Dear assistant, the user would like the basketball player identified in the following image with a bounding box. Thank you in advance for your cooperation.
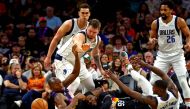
[49,19,105,96]
[44,3,90,68]
[149,0,190,107]
[107,58,180,109]
[42,44,86,109]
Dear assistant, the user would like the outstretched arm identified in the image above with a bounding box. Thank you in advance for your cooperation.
[107,71,157,108]
[139,59,178,98]
[92,38,106,76]
[62,44,80,88]
[44,20,72,67]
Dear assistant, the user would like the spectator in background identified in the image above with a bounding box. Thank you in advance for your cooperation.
[112,37,127,53]
[25,28,44,57]
[17,35,30,57]
[35,17,54,41]
[100,54,110,70]
[136,2,150,27]
[101,19,116,44]
[145,0,160,13]
[22,62,45,109]
[36,6,62,32]
[22,57,45,79]
[4,23,15,42]
[8,43,25,66]
[104,44,114,62]
[0,59,27,109]
[14,19,27,40]
[123,17,136,41]
[116,25,130,42]
[110,57,124,77]
[0,33,10,55]
[146,41,157,58]
[126,41,138,58]
[0,55,9,79]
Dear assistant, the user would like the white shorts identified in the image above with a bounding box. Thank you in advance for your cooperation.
[53,58,91,82]
[150,50,187,83]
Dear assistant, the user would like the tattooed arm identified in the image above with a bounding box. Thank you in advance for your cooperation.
[91,37,106,76]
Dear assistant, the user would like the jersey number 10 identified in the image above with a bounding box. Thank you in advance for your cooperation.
[167,35,175,43]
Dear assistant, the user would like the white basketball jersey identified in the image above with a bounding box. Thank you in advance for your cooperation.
[157,15,183,53]
[56,30,100,65]
[57,18,88,49]
[156,91,179,109]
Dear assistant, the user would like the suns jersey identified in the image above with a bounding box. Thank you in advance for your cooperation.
[156,91,179,109]
[157,15,183,53]
[56,30,100,65]
[57,18,88,49]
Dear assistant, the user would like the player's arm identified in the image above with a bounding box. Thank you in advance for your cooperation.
[46,20,72,60]
[54,93,68,109]
[149,20,158,45]
[107,71,157,108]
[178,17,190,44]
[62,45,80,88]
[91,38,105,75]
[65,93,86,109]
[150,20,158,39]
[139,60,179,98]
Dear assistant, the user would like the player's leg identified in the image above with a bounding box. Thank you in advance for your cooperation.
[79,62,95,93]
[126,64,153,95]
[150,56,170,84]
[172,56,190,107]
[53,59,80,97]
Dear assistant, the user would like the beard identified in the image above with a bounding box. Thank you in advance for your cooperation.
[161,14,167,20]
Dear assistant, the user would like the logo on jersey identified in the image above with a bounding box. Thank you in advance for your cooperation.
[160,29,176,43]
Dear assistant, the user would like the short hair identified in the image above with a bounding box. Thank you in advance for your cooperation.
[88,19,101,29]
[78,3,90,11]
[48,77,60,85]
[154,80,168,90]
[160,0,174,10]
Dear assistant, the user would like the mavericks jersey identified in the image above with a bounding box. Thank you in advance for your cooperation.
[157,15,183,53]
[56,30,100,65]
[57,18,88,49]
[156,91,179,109]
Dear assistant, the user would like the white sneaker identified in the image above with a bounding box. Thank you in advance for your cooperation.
[14,100,22,107]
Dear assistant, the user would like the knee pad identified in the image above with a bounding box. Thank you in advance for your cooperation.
[178,75,190,98]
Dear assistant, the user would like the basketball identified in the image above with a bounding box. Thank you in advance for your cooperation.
[31,98,48,109]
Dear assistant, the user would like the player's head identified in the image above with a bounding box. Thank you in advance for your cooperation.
[160,0,174,20]
[85,91,97,106]
[48,77,63,92]
[78,3,91,21]
[86,19,101,39]
[153,80,168,95]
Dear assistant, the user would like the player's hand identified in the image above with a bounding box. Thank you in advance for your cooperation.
[72,44,78,56]
[184,43,190,52]
[44,57,51,68]
[149,38,157,45]
[100,69,109,79]
[105,70,118,81]
[75,93,86,100]
[81,43,90,52]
